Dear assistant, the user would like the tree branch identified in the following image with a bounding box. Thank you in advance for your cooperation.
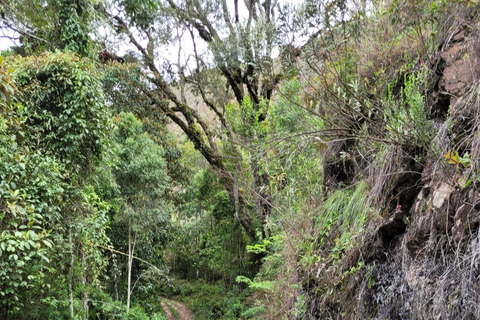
[95,244,161,271]
[184,77,228,129]
[221,0,235,35]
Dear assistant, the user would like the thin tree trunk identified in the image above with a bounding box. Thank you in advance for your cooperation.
[114,262,119,301]
[81,251,88,319]
[69,226,74,319]
[127,218,132,312]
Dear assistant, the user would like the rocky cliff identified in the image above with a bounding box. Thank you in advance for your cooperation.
[307,8,480,320]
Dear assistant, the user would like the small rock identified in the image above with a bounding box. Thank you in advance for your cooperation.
[432,182,455,209]
[453,30,465,42]
[441,42,462,62]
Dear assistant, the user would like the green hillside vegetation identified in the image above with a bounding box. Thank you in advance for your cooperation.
[1,0,480,319]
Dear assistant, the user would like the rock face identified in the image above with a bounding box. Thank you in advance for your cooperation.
[368,22,480,319]
[308,14,480,320]
[439,27,480,106]
[372,22,480,319]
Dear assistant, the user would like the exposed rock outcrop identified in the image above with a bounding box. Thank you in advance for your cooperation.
[309,10,480,320]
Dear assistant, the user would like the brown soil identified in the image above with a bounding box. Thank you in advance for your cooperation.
[161,298,194,320]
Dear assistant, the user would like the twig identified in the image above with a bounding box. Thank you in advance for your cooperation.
[95,243,161,270]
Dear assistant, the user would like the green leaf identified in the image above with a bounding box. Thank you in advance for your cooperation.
[463,180,473,188]
[42,240,52,249]
[38,253,50,263]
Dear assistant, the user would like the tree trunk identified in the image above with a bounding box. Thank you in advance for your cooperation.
[96,5,258,240]
[69,226,74,319]
[114,263,119,301]
[127,218,132,313]
[81,251,88,319]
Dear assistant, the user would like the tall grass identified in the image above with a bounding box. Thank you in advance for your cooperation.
[318,181,372,234]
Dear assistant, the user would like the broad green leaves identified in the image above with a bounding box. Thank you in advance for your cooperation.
[0,56,16,103]
[1,0,98,56]
[0,55,65,313]
[0,52,122,317]
[11,52,112,174]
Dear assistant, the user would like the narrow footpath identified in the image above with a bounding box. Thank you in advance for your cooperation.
[161,298,194,320]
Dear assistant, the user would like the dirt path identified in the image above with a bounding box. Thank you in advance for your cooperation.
[161,298,194,320]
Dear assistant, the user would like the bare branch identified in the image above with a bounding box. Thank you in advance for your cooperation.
[221,0,235,35]
[184,77,228,129]
[95,244,161,271]
[176,24,187,104]
[165,0,216,42]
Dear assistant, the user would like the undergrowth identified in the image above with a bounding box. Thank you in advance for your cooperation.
[164,280,248,320]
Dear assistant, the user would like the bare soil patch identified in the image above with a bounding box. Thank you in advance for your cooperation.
[161,298,194,320]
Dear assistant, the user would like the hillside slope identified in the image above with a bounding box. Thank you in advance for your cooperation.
[304,9,480,320]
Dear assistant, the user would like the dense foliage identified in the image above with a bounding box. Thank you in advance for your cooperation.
[0,52,112,318]
[2,0,480,319]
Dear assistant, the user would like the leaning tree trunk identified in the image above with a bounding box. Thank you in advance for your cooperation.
[97,5,257,240]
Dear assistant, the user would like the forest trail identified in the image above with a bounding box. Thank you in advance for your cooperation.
[161,298,194,320]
